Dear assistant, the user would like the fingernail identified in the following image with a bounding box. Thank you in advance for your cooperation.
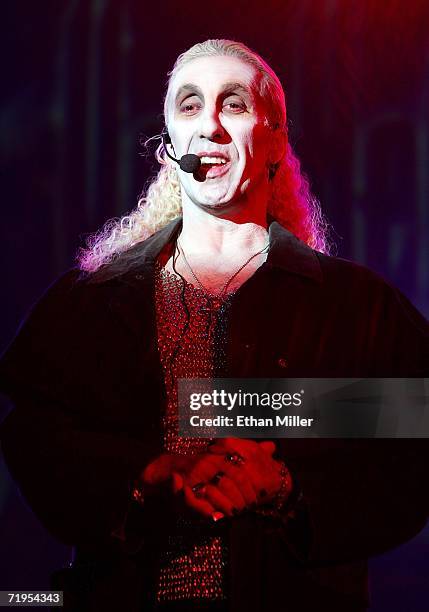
[212,512,224,522]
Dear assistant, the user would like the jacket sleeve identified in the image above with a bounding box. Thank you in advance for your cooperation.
[276,437,428,565]
[0,270,157,549]
[274,279,429,565]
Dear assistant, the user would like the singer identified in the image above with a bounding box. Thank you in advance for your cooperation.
[0,39,428,612]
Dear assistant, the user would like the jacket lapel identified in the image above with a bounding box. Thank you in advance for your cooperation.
[106,217,183,338]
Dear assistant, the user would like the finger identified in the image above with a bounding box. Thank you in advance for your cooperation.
[220,468,258,506]
[246,459,286,504]
[183,484,217,519]
[142,455,174,485]
[226,458,272,502]
[142,454,195,485]
[259,441,276,456]
[171,472,184,493]
[173,455,197,473]
[186,454,226,488]
[208,445,270,501]
[207,442,230,455]
[204,484,241,517]
[206,440,279,502]
[215,476,249,511]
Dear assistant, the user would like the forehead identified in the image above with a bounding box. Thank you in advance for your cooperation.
[169,55,260,103]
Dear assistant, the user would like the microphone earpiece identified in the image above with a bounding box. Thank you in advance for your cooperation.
[161,130,201,174]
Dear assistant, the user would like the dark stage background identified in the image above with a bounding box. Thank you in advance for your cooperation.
[1,1,428,609]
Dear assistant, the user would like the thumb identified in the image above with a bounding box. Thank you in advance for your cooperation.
[259,441,276,456]
[171,472,184,493]
[143,455,174,485]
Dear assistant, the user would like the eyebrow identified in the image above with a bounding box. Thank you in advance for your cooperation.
[174,81,254,104]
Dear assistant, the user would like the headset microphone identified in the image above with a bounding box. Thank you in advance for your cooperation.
[162,131,201,174]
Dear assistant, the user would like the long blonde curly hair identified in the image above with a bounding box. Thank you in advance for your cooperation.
[78,39,331,273]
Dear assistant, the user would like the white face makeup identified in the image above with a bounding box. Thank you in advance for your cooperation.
[166,55,275,211]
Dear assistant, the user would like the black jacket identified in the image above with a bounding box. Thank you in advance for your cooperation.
[0,217,428,611]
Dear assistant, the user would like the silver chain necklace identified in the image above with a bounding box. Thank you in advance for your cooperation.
[175,236,270,309]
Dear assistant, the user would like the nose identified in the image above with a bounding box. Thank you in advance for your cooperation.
[198,104,225,141]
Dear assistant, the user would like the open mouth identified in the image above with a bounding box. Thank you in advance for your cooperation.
[198,156,232,179]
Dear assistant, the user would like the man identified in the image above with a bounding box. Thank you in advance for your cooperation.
[0,39,428,612]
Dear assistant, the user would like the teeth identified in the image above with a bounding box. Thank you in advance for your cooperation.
[200,156,227,165]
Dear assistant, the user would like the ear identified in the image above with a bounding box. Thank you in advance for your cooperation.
[268,127,287,165]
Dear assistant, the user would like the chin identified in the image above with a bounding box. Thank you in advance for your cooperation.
[197,183,241,206]
[192,189,230,206]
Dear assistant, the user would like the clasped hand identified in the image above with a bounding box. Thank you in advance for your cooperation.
[142,438,291,520]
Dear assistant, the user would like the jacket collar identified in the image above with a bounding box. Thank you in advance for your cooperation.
[104,216,322,336]
[265,220,323,283]
[121,215,323,284]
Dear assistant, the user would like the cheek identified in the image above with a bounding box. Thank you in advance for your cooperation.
[240,123,271,163]
[169,123,193,154]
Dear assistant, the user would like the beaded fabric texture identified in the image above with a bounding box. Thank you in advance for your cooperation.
[155,261,234,456]
[154,260,235,604]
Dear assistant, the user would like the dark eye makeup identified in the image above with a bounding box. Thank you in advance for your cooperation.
[178,95,247,115]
